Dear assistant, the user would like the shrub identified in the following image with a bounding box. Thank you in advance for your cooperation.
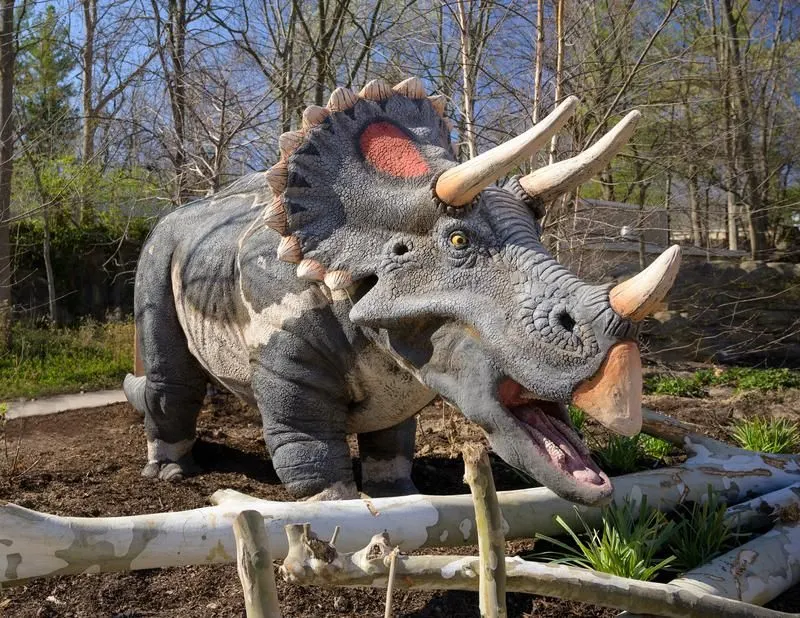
[535,497,676,581]
[0,319,134,399]
[731,417,800,454]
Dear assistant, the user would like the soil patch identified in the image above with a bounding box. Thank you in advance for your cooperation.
[0,391,798,617]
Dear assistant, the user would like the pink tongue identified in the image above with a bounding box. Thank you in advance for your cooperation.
[518,406,604,485]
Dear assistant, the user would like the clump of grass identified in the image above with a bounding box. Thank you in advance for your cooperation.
[639,434,673,460]
[568,405,586,432]
[667,487,735,572]
[0,319,134,399]
[535,497,676,581]
[731,417,800,454]
[593,435,641,475]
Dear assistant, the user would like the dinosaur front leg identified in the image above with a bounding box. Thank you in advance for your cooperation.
[358,417,418,497]
[251,345,357,501]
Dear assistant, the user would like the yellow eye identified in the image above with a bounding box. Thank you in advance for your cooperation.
[449,231,469,249]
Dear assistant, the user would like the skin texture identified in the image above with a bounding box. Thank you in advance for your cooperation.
[125,92,640,505]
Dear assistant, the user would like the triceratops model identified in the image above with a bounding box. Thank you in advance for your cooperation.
[124,77,680,506]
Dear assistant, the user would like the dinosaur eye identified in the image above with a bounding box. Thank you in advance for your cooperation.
[449,231,469,249]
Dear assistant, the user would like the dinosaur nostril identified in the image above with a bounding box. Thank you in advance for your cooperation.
[558,310,576,333]
[393,242,409,256]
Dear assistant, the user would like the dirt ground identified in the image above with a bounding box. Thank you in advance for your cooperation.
[1,388,799,618]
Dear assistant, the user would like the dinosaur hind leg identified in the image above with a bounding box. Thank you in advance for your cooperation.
[126,247,207,482]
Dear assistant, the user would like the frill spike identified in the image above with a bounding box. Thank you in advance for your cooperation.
[323,270,353,291]
[265,162,288,195]
[393,77,426,99]
[296,259,326,282]
[277,235,303,264]
[328,87,358,112]
[428,94,447,116]
[359,79,393,101]
[279,130,305,160]
[263,197,287,235]
[302,105,330,131]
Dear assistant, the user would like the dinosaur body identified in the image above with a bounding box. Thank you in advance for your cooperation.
[125,78,680,504]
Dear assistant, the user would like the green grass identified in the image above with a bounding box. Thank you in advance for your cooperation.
[0,320,134,399]
[644,375,707,398]
[667,487,736,572]
[593,435,642,475]
[730,417,800,454]
[568,405,586,432]
[638,434,673,460]
[535,498,676,581]
[644,367,800,398]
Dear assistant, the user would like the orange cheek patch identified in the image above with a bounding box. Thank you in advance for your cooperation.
[360,122,429,178]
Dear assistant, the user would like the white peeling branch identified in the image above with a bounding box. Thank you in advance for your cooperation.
[463,444,507,618]
[4,446,800,585]
[667,520,800,607]
[233,510,282,618]
[278,530,791,618]
[724,482,800,531]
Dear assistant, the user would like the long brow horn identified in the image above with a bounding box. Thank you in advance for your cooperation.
[434,96,580,207]
[519,110,641,202]
[610,244,681,321]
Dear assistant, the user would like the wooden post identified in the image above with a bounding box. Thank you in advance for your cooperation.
[463,444,507,618]
[133,326,144,377]
[232,510,282,618]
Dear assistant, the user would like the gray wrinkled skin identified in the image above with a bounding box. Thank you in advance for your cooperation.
[125,94,638,505]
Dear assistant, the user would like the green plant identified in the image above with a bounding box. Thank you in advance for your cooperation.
[643,374,707,398]
[535,498,676,581]
[731,417,800,454]
[639,435,673,460]
[0,319,134,399]
[568,405,586,432]
[593,435,641,475]
[667,488,735,572]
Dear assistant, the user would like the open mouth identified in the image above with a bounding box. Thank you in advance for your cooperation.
[497,378,610,490]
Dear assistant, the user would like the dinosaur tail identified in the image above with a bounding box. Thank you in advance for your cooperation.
[123,373,147,416]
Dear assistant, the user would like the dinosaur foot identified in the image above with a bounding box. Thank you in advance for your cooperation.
[361,478,419,498]
[141,455,201,482]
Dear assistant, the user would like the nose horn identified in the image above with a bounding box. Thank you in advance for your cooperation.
[609,245,681,322]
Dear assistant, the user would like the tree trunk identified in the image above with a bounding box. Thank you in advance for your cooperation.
[688,164,703,247]
[42,205,57,324]
[721,0,768,257]
[531,0,543,126]
[456,0,476,159]
[0,0,15,350]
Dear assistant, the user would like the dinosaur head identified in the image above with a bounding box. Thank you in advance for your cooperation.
[262,78,680,506]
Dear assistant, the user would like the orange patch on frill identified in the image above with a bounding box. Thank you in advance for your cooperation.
[360,122,429,178]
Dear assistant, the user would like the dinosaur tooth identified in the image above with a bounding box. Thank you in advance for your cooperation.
[277,235,303,264]
[265,162,288,195]
[428,94,447,116]
[279,130,305,160]
[327,87,358,112]
[263,197,287,235]
[302,105,330,130]
[323,270,353,291]
[393,77,426,99]
[359,79,393,101]
[296,259,326,282]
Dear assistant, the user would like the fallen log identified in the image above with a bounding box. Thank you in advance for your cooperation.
[279,527,794,618]
[2,410,800,588]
